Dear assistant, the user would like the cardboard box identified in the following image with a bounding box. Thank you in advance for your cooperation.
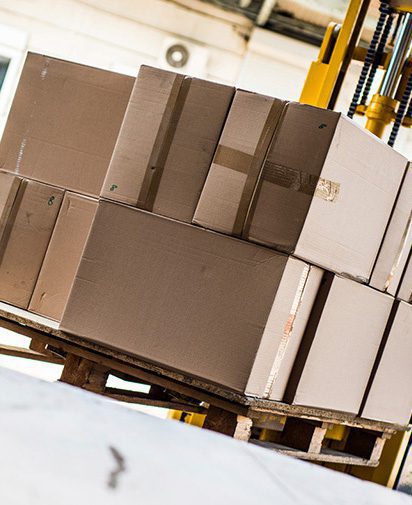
[192,90,287,234]
[397,254,411,303]
[284,275,393,414]
[61,200,324,396]
[0,52,134,197]
[101,65,235,223]
[0,171,22,237]
[0,179,64,308]
[370,164,412,295]
[194,102,407,281]
[360,301,412,425]
[29,192,97,321]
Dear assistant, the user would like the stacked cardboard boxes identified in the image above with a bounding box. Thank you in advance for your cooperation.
[1,58,411,426]
[0,52,134,320]
[61,65,411,423]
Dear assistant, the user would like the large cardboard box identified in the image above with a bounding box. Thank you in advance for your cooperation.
[61,200,324,396]
[370,164,412,295]
[0,178,64,308]
[194,102,407,282]
[360,301,412,425]
[283,276,393,414]
[29,192,98,321]
[101,65,235,223]
[192,89,287,234]
[397,254,411,303]
[0,52,134,197]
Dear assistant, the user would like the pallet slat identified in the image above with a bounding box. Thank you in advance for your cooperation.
[0,301,407,469]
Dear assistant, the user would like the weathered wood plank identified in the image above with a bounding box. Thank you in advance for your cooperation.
[204,406,239,436]
[0,302,407,435]
[0,343,64,364]
[251,441,381,467]
[104,388,207,413]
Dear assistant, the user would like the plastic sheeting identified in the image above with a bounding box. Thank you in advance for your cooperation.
[0,366,410,505]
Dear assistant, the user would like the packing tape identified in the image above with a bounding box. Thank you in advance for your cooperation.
[262,161,340,202]
[263,264,310,399]
[137,74,190,211]
[212,100,287,237]
[232,100,286,237]
[213,145,253,175]
[384,210,412,290]
[0,179,27,265]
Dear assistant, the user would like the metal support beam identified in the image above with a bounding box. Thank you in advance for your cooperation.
[256,0,277,26]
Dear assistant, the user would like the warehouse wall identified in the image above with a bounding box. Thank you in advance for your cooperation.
[0,0,409,157]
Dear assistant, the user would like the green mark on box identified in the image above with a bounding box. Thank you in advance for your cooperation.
[47,196,55,206]
[110,184,118,192]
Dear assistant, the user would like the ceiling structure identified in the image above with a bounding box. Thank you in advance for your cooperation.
[200,0,381,45]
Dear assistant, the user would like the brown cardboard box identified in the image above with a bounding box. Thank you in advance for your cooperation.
[29,192,97,321]
[397,254,411,303]
[361,301,412,425]
[192,89,287,234]
[194,102,407,282]
[370,164,411,295]
[61,200,323,396]
[0,171,22,237]
[0,52,134,197]
[284,275,393,414]
[101,65,235,223]
[0,179,64,308]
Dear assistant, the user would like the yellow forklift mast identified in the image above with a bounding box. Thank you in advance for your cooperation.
[300,0,412,144]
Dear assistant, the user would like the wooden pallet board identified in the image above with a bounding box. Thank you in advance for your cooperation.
[252,441,380,467]
[0,302,406,432]
[0,301,408,469]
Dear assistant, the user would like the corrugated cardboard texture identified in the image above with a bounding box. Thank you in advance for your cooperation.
[193,90,286,234]
[245,259,323,400]
[361,302,412,425]
[247,103,339,253]
[29,192,97,321]
[0,52,134,197]
[397,254,411,303]
[101,66,185,206]
[286,276,393,414]
[195,100,406,280]
[293,114,407,281]
[102,66,234,223]
[247,104,407,281]
[0,171,22,238]
[60,201,309,393]
[0,180,64,308]
[370,166,412,295]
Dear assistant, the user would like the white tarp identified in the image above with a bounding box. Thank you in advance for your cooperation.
[0,366,410,505]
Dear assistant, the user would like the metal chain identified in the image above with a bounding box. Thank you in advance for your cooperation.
[404,87,412,119]
[347,1,391,118]
[360,8,394,106]
[388,69,412,146]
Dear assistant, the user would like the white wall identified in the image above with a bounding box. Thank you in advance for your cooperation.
[0,0,250,133]
[0,0,410,156]
[237,28,318,99]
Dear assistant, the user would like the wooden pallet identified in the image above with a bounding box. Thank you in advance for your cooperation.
[0,301,407,468]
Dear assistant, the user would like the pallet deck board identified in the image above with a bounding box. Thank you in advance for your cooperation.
[251,440,379,467]
[0,301,406,433]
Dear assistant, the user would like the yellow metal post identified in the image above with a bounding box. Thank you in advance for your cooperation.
[350,431,411,487]
[300,0,368,108]
[168,410,206,427]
